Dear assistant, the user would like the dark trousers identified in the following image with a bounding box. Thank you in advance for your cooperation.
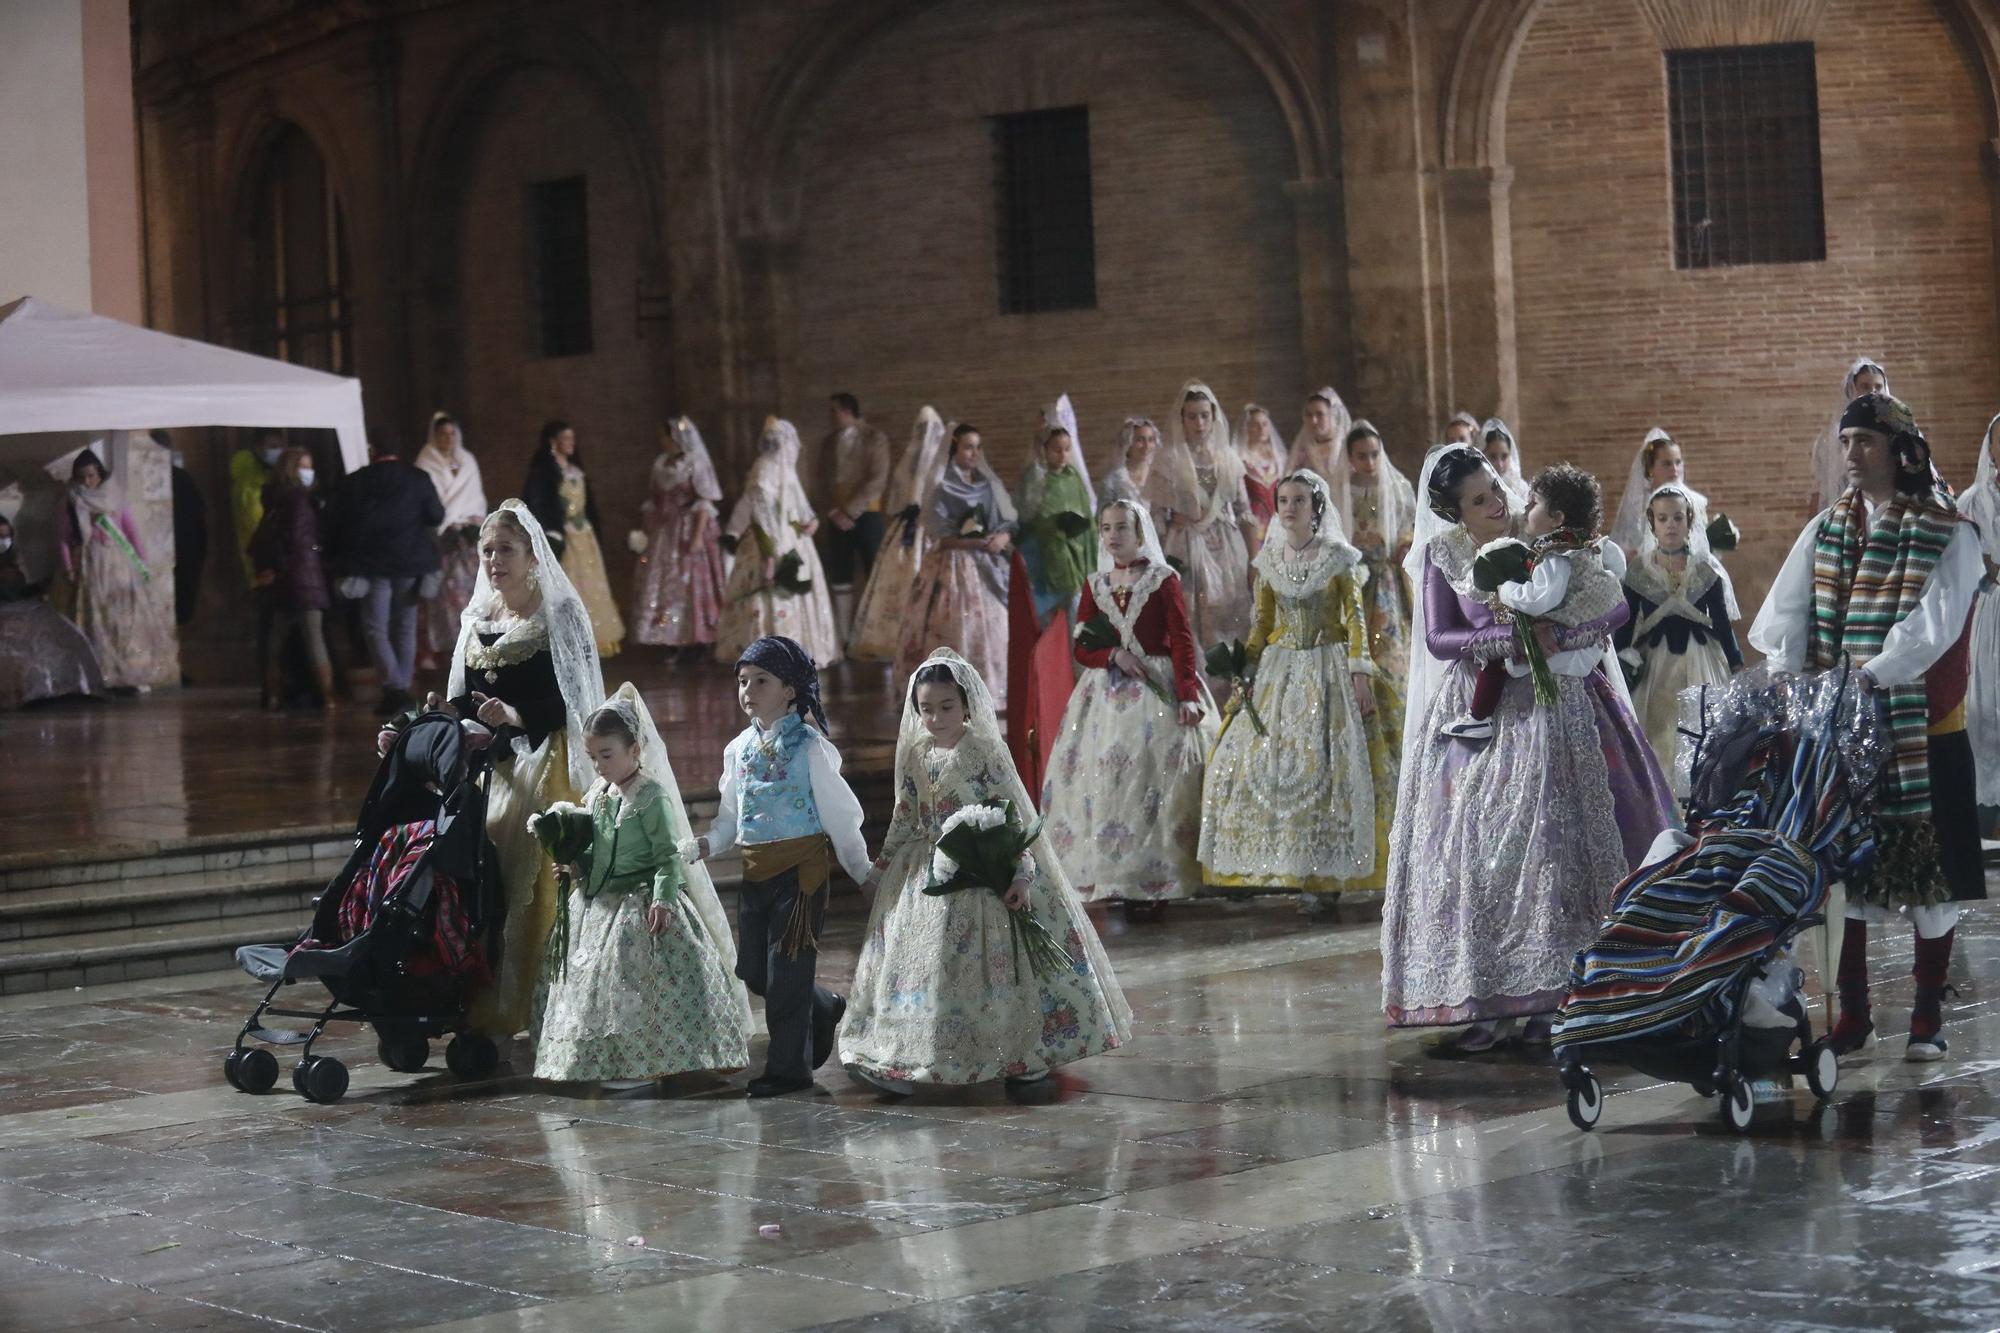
[735,867,839,1079]
[819,510,886,587]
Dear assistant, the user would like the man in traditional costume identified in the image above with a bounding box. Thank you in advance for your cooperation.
[811,393,893,637]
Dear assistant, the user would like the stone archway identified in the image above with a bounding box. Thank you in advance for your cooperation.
[404,25,674,433]
[731,0,1345,421]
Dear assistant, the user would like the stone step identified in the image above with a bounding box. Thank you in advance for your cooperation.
[0,826,353,894]
[0,907,309,995]
[0,857,352,943]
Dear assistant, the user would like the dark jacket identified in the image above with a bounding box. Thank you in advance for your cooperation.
[249,482,331,611]
[328,457,444,579]
[520,449,599,561]
[170,464,208,624]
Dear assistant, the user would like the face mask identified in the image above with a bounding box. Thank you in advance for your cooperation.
[259,448,282,466]
[0,538,11,555]
[297,468,316,488]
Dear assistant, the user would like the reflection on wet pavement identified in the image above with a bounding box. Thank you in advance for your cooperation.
[0,887,1994,1331]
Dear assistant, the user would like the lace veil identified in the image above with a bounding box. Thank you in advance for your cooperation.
[449,498,604,793]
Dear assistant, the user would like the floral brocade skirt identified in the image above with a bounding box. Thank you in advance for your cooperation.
[895,550,1009,710]
[849,516,926,661]
[1042,657,1216,902]
[836,842,1131,1085]
[561,522,626,658]
[534,888,750,1082]
[1379,665,1676,1027]
[713,536,842,667]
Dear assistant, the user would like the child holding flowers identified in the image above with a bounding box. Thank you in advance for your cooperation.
[1041,498,1215,915]
[533,683,751,1086]
[839,649,1131,1101]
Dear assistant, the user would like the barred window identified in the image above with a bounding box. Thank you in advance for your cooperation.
[527,176,593,357]
[1667,43,1825,269]
[992,107,1096,314]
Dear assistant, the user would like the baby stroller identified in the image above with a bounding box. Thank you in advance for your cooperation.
[1553,665,1885,1133]
[222,711,506,1104]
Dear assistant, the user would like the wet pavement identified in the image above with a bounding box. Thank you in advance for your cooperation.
[0,888,1995,1331]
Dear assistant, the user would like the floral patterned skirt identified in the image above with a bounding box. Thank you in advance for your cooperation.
[1380,666,1675,1027]
[1630,639,1733,798]
[895,551,1009,710]
[422,525,481,656]
[837,843,1132,1085]
[535,888,751,1081]
[850,516,926,661]
[629,508,725,648]
[1963,584,1999,808]
[713,536,842,667]
[561,522,626,659]
[1042,658,1216,902]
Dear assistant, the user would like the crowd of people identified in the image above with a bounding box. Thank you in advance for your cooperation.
[4,362,1997,1099]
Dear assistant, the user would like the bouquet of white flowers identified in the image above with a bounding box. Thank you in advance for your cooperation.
[924,799,1073,982]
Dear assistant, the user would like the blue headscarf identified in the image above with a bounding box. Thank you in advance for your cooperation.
[736,635,829,734]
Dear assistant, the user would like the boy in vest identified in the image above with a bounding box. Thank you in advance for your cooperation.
[685,636,871,1096]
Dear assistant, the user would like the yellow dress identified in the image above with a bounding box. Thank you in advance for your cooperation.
[468,731,576,1037]
[559,472,625,658]
[1199,539,1390,893]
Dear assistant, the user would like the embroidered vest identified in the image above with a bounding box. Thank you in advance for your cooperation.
[732,713,826,845]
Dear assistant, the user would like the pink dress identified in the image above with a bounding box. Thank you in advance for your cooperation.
[629,453,724,647]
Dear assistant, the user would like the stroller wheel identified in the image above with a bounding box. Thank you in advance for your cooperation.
[296,1055,350,1105]
[1803,1039,1839,1101]
[377,1034,430,1073]
[230,1047,278,1095]
[446,1033,500,1081]
[1565,1072,1603,1132]
[1721,1073,1755,1133]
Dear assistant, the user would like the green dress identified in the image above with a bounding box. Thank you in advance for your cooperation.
[534,776,750,1081]
[1020,463,1094,619]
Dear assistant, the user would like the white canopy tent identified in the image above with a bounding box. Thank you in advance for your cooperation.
[0,296,369,471]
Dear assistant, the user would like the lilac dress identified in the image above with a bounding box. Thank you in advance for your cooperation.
[1380,528,1675,1027]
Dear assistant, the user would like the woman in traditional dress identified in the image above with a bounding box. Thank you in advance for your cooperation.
[1962,414,2000,826]
[54,450,165,691]
[1325,420,1416,777]
[1017,398,1096,622]
[1479,418,1530,503]
[523,420,625,659]
[895,423,1016,708]
[1606,427,1741,624]
[379,501,604,1042]
[1381,447,1674,1053]
[851,407,948,661]
[1144,380,1255,650]
[628,416,725,655]
[1811,357,1890,512]
[1234,404,1286,531]
[1286,386,1353,482]
[414,411,488,671]
[1200,471,1382,905]
[1614,482,1741,790]
[714,417,842,667]
[1099,417,1160,507]
[1042,499,1215,914]
[842,648,1132,1098]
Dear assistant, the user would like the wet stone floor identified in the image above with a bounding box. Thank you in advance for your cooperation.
[1,889,1998,1331]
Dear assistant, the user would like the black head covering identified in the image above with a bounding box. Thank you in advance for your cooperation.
[1838,392,1945,497]
[70,449,108,485]
[736,635,829,734]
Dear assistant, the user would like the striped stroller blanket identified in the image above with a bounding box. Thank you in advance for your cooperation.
[1553,669,1880,1049]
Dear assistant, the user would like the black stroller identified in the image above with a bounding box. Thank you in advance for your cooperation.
[223,711,506,1104]
[1553,667,1884,1133]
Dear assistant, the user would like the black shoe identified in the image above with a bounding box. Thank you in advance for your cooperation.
[1004,1074,1057,1105]
[746,1074,816,1099]
[813,994,846,1070]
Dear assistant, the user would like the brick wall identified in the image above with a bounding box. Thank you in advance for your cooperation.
[455,64,659,613]
[1506,0,1999,620]
[785,0,1306,484]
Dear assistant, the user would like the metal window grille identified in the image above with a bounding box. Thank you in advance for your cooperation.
[992,106,1097,314]
[1667,43,1826,269]
[528,176,594,357]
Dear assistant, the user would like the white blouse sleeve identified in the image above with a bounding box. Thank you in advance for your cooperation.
[806,733,873,883]
[1866,522,1983,688]
[703,735,742,856]
[1499,554,1571,617]
[1747,512,1826,673]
